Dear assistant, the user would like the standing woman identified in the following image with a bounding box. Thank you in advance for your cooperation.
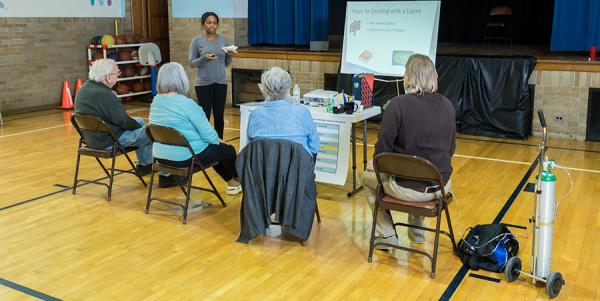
[189,11,236,139]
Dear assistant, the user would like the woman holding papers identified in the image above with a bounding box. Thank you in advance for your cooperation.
[189,11,237,139]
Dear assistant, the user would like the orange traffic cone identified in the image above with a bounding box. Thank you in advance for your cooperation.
[74,79,83,98]
[59,80,74,109]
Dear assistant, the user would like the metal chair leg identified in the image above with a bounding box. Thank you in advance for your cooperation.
[202,169,226,207]
[145,166,156,214]
[95,158,111,178]
[123,152,147,187]
[107,154,116,201]
[430,210,443,279]
[315,202,322,224]
[445,205,457,251]
[182,171,193,224]
[368,198,380,263]
[73,153,81,195]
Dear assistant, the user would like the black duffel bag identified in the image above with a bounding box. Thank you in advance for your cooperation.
[457,223,519,272]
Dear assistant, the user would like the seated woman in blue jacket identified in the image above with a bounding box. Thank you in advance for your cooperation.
[149,62,241,194]
[247,66,320,155]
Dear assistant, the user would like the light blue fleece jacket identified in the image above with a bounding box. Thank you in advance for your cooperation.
[149,94,220,161]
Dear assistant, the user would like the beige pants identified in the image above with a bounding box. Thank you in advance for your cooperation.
[362,170,451,238]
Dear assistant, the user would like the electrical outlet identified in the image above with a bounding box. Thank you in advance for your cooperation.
[554,115,564,123]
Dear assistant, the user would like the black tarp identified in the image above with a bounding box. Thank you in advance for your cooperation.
[337,55,536,139]
[437,55,537,139]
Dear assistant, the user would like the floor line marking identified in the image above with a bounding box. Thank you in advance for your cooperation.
[0,108,149,139]
[0,172,125,212]
[439,155,539,300]
[0,278,62,301]
[0,124,66,139]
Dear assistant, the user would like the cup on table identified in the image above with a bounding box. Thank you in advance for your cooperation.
[355,100,363,112]
[344,101,358,114]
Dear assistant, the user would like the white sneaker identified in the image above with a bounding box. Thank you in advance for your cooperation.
[226,185,242,195]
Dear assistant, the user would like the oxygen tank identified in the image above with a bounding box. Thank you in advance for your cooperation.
[535,169,557,278]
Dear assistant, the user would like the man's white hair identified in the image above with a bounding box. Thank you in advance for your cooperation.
[259,66,291,101]
[89,59,116,82]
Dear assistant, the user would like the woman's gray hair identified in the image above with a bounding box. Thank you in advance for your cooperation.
[259,66,291,101]
[403,54,438,95]
[89,59,116,82]
[157,62,190,94]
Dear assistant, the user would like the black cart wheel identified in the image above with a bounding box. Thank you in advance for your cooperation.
[546,272,564,298]
[505,256,521,282]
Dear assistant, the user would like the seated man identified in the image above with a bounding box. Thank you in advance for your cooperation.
[363,54,456,247]
[74,59,153,175]
[247,66,320,156]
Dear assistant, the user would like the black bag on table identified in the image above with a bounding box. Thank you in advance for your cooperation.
[457,223,519,272]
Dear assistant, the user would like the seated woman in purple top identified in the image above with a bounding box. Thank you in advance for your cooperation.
[247,67,320,155]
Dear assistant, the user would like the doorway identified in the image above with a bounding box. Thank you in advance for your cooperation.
[131,0,170,63]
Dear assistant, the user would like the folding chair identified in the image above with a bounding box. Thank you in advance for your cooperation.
[236,139,321,244]
[71,113,147,201]
[483,5,513,44]
[367,153,457,278]
[144,124,226,224]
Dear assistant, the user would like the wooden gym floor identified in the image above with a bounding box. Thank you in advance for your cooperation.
[0,104,599,300]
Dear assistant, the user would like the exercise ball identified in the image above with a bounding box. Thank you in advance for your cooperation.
[101,35,116,46]
[106,51,120,62]
[132,81,145,92]
[92,51,103,61]
[115,83,131,95]
[119,50,132,61]
[122,66,136,78]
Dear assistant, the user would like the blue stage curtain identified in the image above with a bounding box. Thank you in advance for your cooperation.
[248,0,328,45]
[551,0,600,51]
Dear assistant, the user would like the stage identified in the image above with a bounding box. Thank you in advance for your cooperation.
[232,43,599,141]
[236,43,600,72]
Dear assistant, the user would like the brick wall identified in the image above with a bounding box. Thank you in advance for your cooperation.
[232,58,339,99]
[531,70,600,140]
[0,2,132,114]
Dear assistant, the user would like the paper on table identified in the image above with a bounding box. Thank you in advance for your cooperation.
[221,45,238,52]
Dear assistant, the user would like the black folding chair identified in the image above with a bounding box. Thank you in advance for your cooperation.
[71,113,147,201]
[368,153,457,279]
[145,124,226,224]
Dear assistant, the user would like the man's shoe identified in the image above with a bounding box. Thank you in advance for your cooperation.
[374,235,398,252]
[408,214,426,244]
[158,174,189,188]
[408,229,426,244]
[135,164,152,176]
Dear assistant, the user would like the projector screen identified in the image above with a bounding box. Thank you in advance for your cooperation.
[341,1,440,77]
